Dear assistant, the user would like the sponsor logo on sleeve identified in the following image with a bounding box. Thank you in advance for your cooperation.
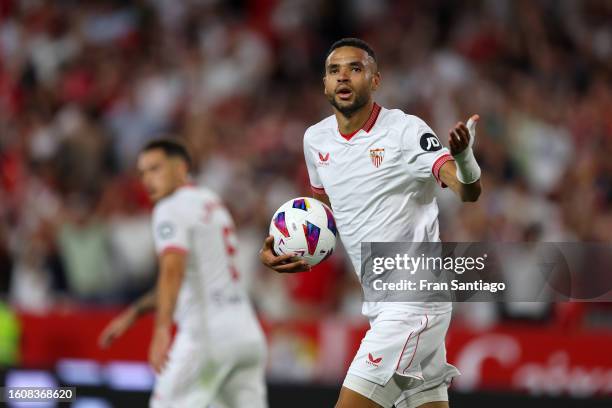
[157,222,175,240]
[420,133,442,152]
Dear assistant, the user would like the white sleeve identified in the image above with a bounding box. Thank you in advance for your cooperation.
[303,132,325,194]
[152,201,190,255]
[401,116,454,187]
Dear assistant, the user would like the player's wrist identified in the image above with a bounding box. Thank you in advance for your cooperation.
[453,147,481,184]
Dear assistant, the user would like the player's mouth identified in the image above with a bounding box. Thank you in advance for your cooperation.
[336,86,353,101]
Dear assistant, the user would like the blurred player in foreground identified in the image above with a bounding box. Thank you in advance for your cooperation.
[99,140,267,408]
[261,38,482,408]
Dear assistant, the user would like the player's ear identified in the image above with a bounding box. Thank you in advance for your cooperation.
[371,71,381,91]
[322,74,331,95]
[173,157,189,177]
[181,159,191,176]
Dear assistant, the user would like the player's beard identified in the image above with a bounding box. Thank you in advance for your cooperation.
[328,89,370,118]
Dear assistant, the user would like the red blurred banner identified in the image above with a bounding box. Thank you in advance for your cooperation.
[15,309,612,397]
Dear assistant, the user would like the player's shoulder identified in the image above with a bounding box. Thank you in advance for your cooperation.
[153,190,182,219]
[154,186,216,217]
[378,107,431,133]
[304,114,336,144]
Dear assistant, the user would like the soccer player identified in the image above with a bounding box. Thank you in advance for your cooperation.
[260,38,482,408]
[99,140,268,408]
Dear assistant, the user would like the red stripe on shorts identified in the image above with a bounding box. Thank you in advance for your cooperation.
[395,330,415,371]
[403,315,429,373]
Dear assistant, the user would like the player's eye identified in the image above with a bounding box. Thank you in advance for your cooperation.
[352,67,361,72]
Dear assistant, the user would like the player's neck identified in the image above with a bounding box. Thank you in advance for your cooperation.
[335,100,375,136]
[173,180,192,193]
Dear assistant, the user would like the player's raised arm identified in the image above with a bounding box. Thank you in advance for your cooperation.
[439,114,482,202]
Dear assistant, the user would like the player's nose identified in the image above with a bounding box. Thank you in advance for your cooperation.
[337,68,350,81]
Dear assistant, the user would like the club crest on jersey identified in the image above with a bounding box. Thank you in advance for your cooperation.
[369,148,385,168]
[318,152,330,166]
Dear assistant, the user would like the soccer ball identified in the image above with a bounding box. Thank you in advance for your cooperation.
[269,197,337,266]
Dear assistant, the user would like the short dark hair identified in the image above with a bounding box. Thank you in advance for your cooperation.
[142,138,192,170]
[326,38,377,64]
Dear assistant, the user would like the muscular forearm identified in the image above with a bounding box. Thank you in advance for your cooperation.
[155,259,185,329]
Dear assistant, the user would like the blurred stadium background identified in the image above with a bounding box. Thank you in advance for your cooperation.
[0,0,611,407]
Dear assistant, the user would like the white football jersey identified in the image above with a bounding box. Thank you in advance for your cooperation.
[304,103,454,317]
[152,185,263,342]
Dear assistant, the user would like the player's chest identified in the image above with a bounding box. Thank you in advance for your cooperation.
[313,133,407,188]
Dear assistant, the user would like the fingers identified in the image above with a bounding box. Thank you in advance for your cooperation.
[466,114,480,132]
[260,235,311,273]
[98,330,114,348]
[98,322,122,348]
[456,124,470,144]
[149,345,168,374]
[274,260,311,273]
[261,235,288,262]
[154,356,167,374]
[149,354,164,374]
[98,311,136,349]
[269,253,296,265]
[261,236,303,265]
[263,250,310,272]
[262,235,274,249]
[466,114,479,144]
[448,132,458,153]
[261,249,296,266]
[448,123,470,155]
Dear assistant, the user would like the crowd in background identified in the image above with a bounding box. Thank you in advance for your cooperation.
[0,0,610,325]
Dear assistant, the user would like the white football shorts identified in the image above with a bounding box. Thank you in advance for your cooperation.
[343,311,459,408]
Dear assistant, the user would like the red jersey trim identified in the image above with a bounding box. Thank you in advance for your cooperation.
[432,153,454,188]
[362,103,381,133]
[339,128,359,141]
[160,245,189,256]
[311,185,326,194]
[339,103,382,141]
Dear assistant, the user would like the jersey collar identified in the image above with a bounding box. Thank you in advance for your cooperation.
[338,103,382,141]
